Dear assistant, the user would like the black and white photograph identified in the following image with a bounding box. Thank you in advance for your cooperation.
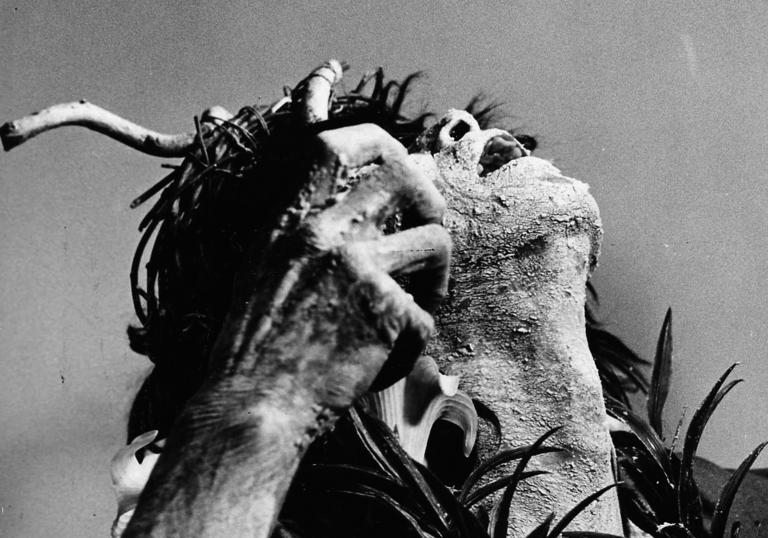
[2,2,767,537]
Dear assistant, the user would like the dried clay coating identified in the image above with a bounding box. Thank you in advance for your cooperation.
[413,137,622,536]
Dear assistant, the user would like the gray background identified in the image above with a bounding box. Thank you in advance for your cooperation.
[2,1,766,536]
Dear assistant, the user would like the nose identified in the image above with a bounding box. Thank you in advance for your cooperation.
[431,110,481,151]
[478,133,527,176]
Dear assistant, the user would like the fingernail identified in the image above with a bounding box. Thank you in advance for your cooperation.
[132,430,158,444]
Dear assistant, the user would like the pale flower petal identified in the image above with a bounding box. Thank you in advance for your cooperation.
[110,430,164,517]
[365,356,478,464]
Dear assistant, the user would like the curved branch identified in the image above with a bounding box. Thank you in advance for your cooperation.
[1,101,208,157]
[1,61,342,155]
[292,59,344,124]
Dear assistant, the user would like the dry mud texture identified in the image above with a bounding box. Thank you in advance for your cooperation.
[417,142,623,536]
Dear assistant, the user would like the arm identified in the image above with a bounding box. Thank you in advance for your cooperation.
[123,123,450,538]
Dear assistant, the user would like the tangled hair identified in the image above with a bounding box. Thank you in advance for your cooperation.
[465,93,537,153]
[125,69,536,440]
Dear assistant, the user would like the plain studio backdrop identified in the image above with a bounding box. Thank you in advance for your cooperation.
[2,2,767,536]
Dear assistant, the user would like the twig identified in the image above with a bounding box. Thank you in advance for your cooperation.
[1,100,208,156]
[291,59,344,124]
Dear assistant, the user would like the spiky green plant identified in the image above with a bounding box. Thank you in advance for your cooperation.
[586,283,651,408]
[276,406,621,538]
[606,310,766,538]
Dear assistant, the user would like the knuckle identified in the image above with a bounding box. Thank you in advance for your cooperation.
[352,273,408,340]
[425,223,453,259]
[337,242,372,272]
[409,305,434,341]
[427,187,448,220]
[407,182,447,224]
[313,132,345,169]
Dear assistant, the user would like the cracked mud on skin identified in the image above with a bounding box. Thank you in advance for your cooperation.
[4,59,622,537]
[413,113,622,536]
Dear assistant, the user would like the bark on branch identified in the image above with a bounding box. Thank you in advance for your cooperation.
[292,59,344,123]
[0,101,219,156]
[0,60,342,156]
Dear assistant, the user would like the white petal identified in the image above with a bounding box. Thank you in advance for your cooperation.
[365,356,478,464]
[110,430,162,513]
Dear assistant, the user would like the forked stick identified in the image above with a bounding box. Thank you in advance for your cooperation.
[1,59,343,155]
[0,101,212,157]
[292,59,344,123]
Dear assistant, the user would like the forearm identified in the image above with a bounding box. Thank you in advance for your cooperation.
[124,388,318,538]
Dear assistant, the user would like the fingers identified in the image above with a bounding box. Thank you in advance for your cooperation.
[368,283,435,391]
[357,272,434,390]
[306,124,446,246]
[343,224,451,313]
[357,224,450,275]
[299,123,452,390]
[316,123,406,169]
[322,124,446,225]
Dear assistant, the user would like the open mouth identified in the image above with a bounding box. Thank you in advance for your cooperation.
[478,132,529,176]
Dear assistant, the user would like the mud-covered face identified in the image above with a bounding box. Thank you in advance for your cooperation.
[412,108,530,176]
[413,107,602,374]
[411,108,600,277]
[410,111,621,536]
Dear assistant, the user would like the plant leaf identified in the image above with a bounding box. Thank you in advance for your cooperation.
[677,364,742,531]
[349,405,401,478]
[709,441,768,538]
[586,279,599,304]
[476,505,491,531]
[349,406,451,533]
[563,531,624,538]
[489,428,563,538]
[328,485,437,537]
[461,426,564,502]
[273,517,313,538]
[613,440,675,520]
[588,322,650,404]
[474,398,503,452]
[658,522,697,537]
[304,463,407,498]
[668,408,687,465]
[525,514,555,538]
[647,308,673,438]
[415,460,491,538]
[599,367,632,408]
[588,325,652,368]
[547,483,619,538]
[616,485,661,535]
[465,470,549,507]
[606,397,671,477]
